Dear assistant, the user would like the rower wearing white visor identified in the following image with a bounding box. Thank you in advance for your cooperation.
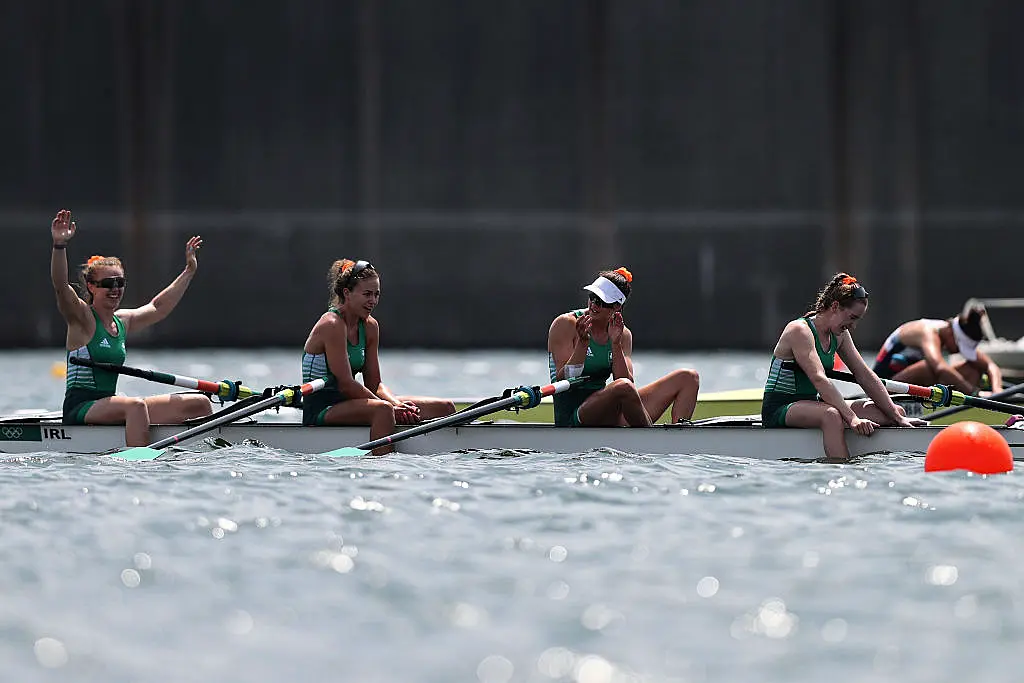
[872,303,1002,396]
[546,267,700,427]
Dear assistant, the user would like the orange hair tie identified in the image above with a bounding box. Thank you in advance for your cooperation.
[841,276,858,285]
[87,255,105,266]
[340,258,355,273]
[614,267,633,283]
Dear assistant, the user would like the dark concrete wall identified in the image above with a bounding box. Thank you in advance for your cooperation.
[3,1,1023,348]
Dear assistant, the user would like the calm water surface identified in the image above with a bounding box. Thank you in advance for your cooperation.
[2,349,1022,683]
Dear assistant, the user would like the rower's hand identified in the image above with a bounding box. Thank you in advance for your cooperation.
[609,312,625,344]
[895,415,927,427]
[184,236,203,272]
[849,416,879,436]
[51,209,76,245]
[394,404,420,425]
[575,313,592,343]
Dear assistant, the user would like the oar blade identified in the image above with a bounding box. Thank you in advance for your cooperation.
[321,446,369,458]
[109,447,164,461]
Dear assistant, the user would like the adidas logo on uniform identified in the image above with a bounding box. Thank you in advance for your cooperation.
[99,339,111,348]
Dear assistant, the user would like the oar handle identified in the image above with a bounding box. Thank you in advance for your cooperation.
[68,357,258,400]
[825,369,1023,416]
[926,380,1024,421]
[145,378,327,450]
[346,376,588,453]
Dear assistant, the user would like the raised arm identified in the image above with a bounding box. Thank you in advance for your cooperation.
[49,210,90,327]
[117,236,202,333]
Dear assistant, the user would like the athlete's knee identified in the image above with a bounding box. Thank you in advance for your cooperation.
[608,378,638,394]
[370,399,396,426]
[820,406,844,430]
[674,368,700,388]
[187,395,213,416]
[123,397,150,422]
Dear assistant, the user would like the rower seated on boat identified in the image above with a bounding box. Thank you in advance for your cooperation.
[301,259,455,454]
[50,209,213,447]
[872,303,1002,396]
[546,267,700,427]
[761,273,922,460]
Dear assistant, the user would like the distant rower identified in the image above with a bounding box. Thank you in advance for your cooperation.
[546,267,700,427]
[873,304,1002,396]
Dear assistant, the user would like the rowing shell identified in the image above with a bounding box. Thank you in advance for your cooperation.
[454,389,1023,426]
[2,416,1024,460]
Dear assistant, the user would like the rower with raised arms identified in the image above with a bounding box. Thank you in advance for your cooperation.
[761,273,923,460]
[547,267,700,427]
[872,303,1002,396]
[50,209,213,446]
[301,259,456,455]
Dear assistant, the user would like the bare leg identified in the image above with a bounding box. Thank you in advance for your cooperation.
[323,398,397,455]
[783,400,850,461]
[398,396,456,420]
[84,396,151,447]
[144,393,213,424]
[637,368,700,422]
[577,378,652,427]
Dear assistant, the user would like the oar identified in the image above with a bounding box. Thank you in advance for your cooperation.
[825,369,1024,416]
[924,380,1024,421]
[69,357,258,401]
[111,378,327,462]
[320,376,590,458]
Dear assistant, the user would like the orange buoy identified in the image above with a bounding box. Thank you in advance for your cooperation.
[50,362,66,379]
[925,421,1014,474]
[833,355,849,372]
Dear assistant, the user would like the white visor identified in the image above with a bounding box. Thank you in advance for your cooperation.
[952,318,979,361]
[582,276,626,305]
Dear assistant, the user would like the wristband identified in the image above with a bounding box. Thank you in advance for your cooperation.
[564,363,585,379]
[52,243,67,250]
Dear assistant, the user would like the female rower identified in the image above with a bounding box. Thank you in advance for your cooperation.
[546,267,700,427]
[873,304,1002,396]
[301,259,455,454]
[761,273,922,460]
[50,208,212,446]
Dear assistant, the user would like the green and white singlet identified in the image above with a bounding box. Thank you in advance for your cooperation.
[548,309,613,427]
[301,309,367,426]
[62,310,127,424]
[760,316,837,428]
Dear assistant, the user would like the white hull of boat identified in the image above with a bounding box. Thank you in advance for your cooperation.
[2,417,1024,460]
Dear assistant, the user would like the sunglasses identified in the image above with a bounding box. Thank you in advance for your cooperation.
[588,293,617,309]
[350,260,374,277]
[90,276,127,289]
[849,284,869,299]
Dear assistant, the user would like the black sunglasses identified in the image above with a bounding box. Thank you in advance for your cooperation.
[90,276,127,289]
[349,260,374,277]
[849,284,869,299]
[588,293,616,309]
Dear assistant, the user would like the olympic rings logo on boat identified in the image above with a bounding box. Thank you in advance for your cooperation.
[1,427,23,439]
